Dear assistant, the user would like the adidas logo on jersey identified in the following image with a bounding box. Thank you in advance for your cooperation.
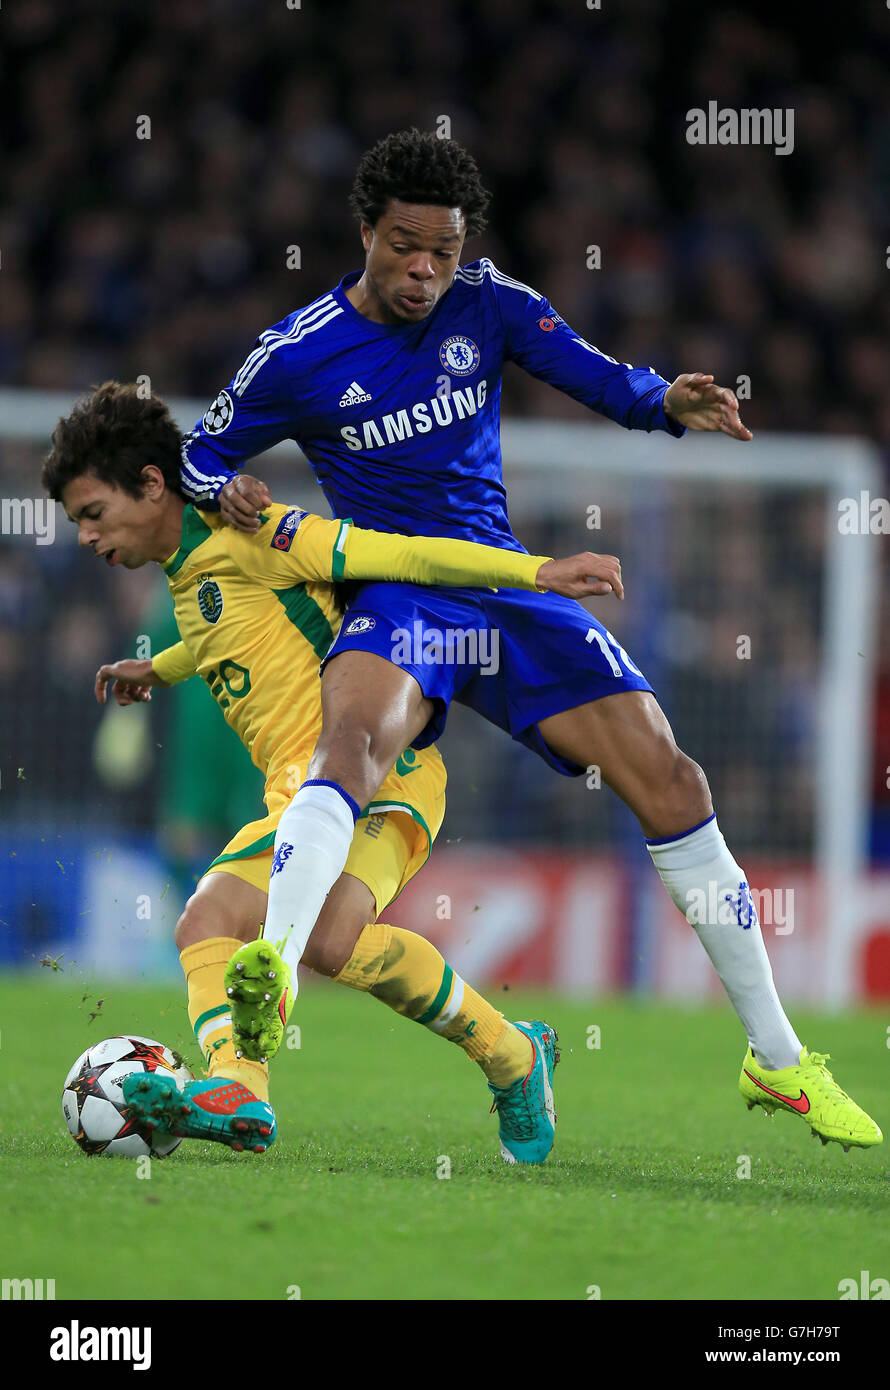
[338,381,373,407]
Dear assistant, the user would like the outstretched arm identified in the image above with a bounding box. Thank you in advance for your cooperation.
[94,642,197,705]
[493,260,750,441]
[340,525,625,600]
[223,506,626,600]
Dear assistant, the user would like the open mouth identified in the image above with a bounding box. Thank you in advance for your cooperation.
[99,549,117,566]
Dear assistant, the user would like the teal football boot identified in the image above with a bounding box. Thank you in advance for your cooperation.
[122,1073,276,1153]
[488,1020,559,1165]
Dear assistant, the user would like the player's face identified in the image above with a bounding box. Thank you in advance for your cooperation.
[63,471,164,569]
[360,200,466,323]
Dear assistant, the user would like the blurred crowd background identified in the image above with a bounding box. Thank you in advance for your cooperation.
[1,0,889,900]
[5,0,890,433]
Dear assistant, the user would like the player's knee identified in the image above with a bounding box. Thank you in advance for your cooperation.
[304,874,376,978]
[641,738,711,831]
[302,930,354,978]
[314,720,397,798]
[344,718,393,764]
[661,747,712,824]
[174,894,218,951]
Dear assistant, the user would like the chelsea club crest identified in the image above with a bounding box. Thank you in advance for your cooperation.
[439,335,480,376]
[197,578,223,624]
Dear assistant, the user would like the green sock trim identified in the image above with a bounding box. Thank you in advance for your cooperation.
[193,1003,231,1040]
[416,964,454,1027]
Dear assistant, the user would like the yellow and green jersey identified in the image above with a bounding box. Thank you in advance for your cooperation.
[152,502,549,785]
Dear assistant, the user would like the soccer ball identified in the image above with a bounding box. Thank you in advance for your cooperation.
[62,1035,192,1158]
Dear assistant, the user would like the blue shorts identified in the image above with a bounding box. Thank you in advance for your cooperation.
[321,583,653,776]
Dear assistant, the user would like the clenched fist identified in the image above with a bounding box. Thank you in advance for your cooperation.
[536,552,624,600]
[219,474,273,532]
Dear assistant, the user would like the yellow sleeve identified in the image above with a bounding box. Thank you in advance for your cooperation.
[152,641,197,685]
[338,523,550,592]
[224,504,552,593]
[222,505,342,588]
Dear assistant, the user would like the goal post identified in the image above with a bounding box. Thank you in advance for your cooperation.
[497,420,882,1007]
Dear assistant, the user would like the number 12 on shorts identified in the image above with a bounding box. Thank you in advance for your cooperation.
[585,626,644,678]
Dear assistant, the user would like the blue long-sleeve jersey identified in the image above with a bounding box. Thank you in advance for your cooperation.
[180,257,684,550]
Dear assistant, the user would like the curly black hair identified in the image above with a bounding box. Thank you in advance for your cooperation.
[349,128,490,235]
[42,381,184,502]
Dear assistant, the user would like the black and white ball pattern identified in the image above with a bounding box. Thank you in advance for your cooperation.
[62,1035,192,1158]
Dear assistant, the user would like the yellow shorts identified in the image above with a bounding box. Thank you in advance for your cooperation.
[203,743,446,916]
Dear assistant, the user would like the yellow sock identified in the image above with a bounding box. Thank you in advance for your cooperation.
[333,923,532,1086]
[180,936,270,1103]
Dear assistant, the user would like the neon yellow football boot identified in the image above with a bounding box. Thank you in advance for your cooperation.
[740,1046,883,1151]
[224,939,293,1063]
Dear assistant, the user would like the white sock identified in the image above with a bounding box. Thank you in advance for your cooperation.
[646,814,802,1070]
[264,779,359,987]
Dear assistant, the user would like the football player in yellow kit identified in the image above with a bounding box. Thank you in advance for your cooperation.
[43,382,624,1162]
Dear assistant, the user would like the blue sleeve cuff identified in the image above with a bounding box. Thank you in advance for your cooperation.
[188,474,234,510]
[655,386,686,438]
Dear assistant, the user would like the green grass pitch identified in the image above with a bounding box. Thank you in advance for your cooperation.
[1,973,888,1301]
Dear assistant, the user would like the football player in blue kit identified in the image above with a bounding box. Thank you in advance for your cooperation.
[178,128,881,1160]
